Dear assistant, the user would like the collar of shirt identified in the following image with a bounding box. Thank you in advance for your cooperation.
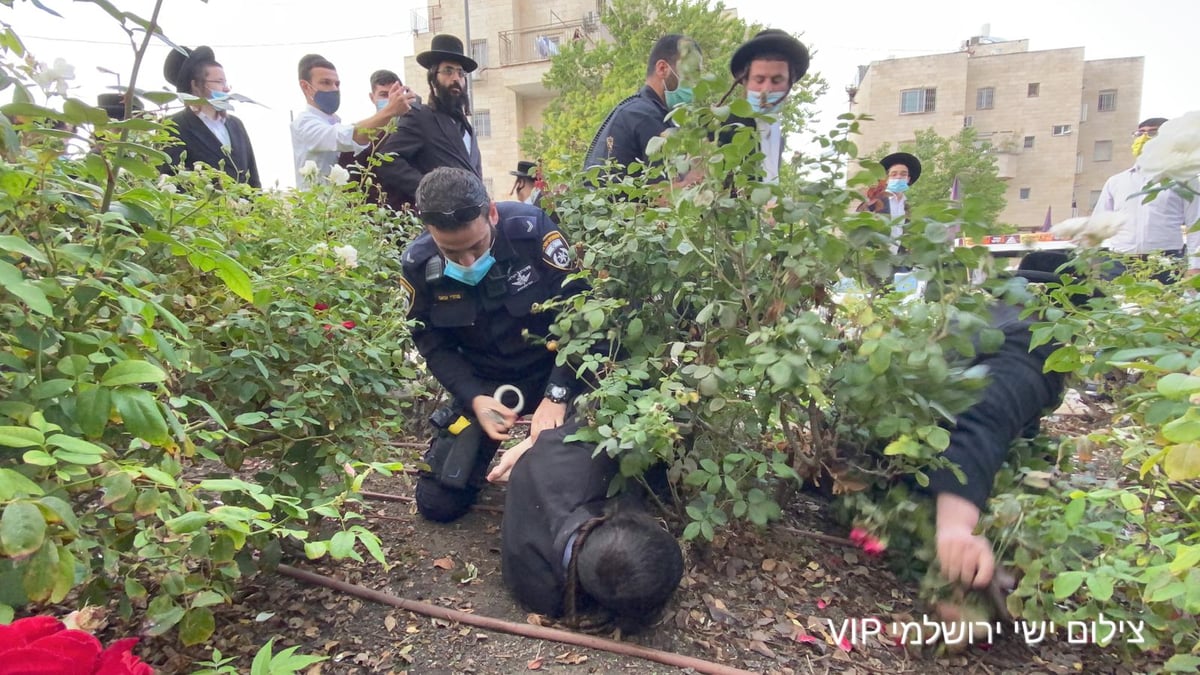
[305,104,341,124]
[888,194,907,217]
[191,105,226,123]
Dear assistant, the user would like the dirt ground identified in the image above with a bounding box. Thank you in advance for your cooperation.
[108,394,1161,674]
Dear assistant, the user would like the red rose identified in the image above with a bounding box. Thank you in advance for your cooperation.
[849,527,868,545]
[341,321,356,329]
[0,616,152,675]
[861,536,887,557]
[322,324,334,331]
[313,302,329,311]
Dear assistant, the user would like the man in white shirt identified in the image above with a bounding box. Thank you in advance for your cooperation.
[1095,116,1200,280]
[290,54,415,190]
[723,29,810,184]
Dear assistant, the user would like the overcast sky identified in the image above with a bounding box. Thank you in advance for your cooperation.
[5,0,1196,189]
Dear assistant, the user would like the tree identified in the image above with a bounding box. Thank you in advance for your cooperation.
[869,127,1007,227]
[521,0,821,172]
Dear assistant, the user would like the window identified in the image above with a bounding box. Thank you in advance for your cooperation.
[1023,135,1035,149]
[1080,103,1088,122]
[472,110,491,137]
[470,40,488,80]
[975,87,994,110]
[1094,140,1113,162]
[1027,82,1040,97]
[1098,89,1117,112]
[1052,124,1072,136]
[1089,189,1102,210]
[1076,153,1083,174]
[900,87,937,114]
[1019,187,1031,200]
[963,115,974,128]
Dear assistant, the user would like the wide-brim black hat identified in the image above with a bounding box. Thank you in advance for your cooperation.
[510,160,537,179]
[164,45,216,93]
[881,152,922,184]
[416,34,478,72]
[730,29,810,83]
[97,91,144,121]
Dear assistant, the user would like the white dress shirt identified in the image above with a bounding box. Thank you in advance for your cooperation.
[756,119,782,184]
[887,194,907,253]
[195,108,231,149]
[1095,165,1200,269]
[290,105,365,190]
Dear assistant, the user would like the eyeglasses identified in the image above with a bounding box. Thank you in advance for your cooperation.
[205,79,229,88]
[419,201,488,229]
[437,66,467,78]
[1131,128,1159,138]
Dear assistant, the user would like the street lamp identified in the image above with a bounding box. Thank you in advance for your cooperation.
[96,66,122,90]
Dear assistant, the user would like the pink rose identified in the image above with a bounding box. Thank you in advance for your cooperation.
[0,616,152,674]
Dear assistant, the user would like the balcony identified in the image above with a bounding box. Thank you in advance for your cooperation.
[411,1,443,35]
[499,19,589,66]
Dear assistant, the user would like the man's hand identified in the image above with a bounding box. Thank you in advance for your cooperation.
[383,83,417,117]
[471,395,517,441]
[935,492,994,588]
[529,398,567,443]
[486,437,534,483]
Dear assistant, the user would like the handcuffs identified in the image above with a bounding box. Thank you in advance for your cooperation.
[483,384,525,427]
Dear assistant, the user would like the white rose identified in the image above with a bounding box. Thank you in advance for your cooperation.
[1078,211,1126,246]
[327,164,351,186]
[307,242,329,254]
[333,244,359,269]
[299,160,319,180]
[1137,110,1200,183]
[32,57,75,97]
[1050,217,1089,241]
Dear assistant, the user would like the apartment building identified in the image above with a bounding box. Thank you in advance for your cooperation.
[407,0,610,197]
[851,35,1143,229]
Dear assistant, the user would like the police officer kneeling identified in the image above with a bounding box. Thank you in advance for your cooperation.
[490,420,685,631]
[401,167,589,523]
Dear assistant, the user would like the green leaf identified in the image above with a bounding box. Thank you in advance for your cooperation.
[62,97,109,127]
[0,469,45,499]
[0,261,52,315]
[178,606,215,647]
[0,426,44,448]
[1087,574,1114,602]
[22,539,59,602]
[626,317,644,342]
[112,388,170,445]
[47,434,108,456]
[164,512,210,534]
[1052,570,1086,599]
[100,360,167,387]
[144,596,185,637]
[1170,544,1200,575]
[1164,444,1200,481]
[1063,497,1085,528]
[0,235,48,263]
[0,501,46,558]
[35,496,78,533]
[0,604,13,625]
[75,387,111,439]
[1158,373,1200,400]
[329,530,356,560]
[303,541,328,560]
[21,450,55,466]
[1163,414,1200,444]
[1165,654,1200,673]
[100,472,134,507]
[208,251,253,302]
[924,427,950,452]
[682,521,701,541]
[50,544,74,603]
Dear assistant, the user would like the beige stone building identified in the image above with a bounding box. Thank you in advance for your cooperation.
[406,0,610,198]
[851,36,1144,229]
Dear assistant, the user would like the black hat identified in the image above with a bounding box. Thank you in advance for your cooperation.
[881,152,922,184]
[97,91,143,121]
[730,29,810,83]
[416,34,478,73]
[510,161,537,179]
[163,45,217,93]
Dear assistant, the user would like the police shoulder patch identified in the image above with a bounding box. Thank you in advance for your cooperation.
[398,275,415,315]
[542,231,573,271]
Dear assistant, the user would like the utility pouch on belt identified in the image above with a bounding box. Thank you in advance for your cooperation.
[436,413,483,490]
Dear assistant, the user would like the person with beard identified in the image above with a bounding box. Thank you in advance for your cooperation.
[374,35,484,210]
[161,45,260,187]
[291,54,415,190]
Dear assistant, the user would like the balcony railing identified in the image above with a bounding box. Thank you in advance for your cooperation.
[499,19,588,66]
[411,1,443,35]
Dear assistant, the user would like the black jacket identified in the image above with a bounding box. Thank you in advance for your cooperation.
[924,273,1068,510]
[582,85,672,183]
[162,108,260,188]
[501,419,619,617]
[399,202,587,405]
[374,102,482,209]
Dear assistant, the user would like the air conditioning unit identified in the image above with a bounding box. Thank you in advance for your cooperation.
[582,11,600,33]
[963,115,974,128]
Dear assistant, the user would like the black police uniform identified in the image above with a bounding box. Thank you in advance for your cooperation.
[582,85,672,184]
[500,419,620,617]
[400,201,588,522]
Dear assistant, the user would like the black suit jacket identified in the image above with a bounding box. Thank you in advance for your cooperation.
[162,108,260,188]
[373,102,482,209]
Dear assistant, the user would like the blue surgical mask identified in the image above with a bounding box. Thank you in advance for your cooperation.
[443,251,496,286]
[665,85,693,108]
[887,178,910,194]
[375,97,388,111]
[313,89,341,115]
[747,90,786,114]
[208,89,234,111]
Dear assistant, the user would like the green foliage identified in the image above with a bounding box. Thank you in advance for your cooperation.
[193,639,328,675]
[522,0,825,171]
[0,21,427,645]
[870,127,1008,227]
